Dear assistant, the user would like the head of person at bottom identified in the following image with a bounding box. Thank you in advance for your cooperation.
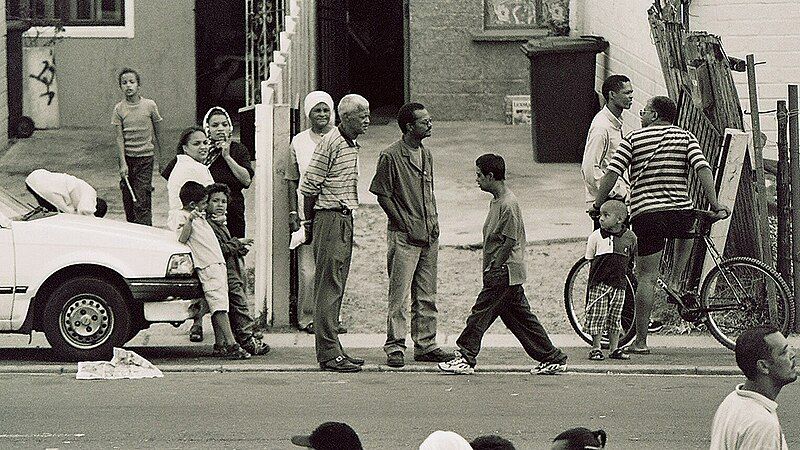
[291,421,363,450]
[338,94,370,138]
[418,430,472,450]
[736,326,797,399]
[179,181,208,213]
[475,153,505,195]
[598,199,627,233]
[397,102,432,143]
[470,434,516,449]
[551,427,607,450]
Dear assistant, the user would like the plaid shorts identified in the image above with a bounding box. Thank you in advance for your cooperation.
[584,283,625,335]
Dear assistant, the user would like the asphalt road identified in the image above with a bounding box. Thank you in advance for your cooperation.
[1,372,798,449]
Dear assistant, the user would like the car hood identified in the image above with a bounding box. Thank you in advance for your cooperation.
[13,213,188,253]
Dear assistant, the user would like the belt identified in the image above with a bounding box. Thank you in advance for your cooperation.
[319,207,351,215]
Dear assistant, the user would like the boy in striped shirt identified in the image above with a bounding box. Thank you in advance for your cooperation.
[593,96,729,354]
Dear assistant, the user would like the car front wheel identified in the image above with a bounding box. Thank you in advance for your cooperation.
[42,277,131,361]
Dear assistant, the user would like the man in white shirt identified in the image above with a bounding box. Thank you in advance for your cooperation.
[581,74,633,230]
[25,169,107,217]
[710,326,797,449]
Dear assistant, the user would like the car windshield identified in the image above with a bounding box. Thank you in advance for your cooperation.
[0,186,55,221]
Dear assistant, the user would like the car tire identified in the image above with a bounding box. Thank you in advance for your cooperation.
[42,277,131,361]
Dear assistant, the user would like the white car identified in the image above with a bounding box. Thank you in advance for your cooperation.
[0,188,202,360]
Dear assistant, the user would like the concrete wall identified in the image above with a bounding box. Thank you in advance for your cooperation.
[45,0,195,132]
[571,0,667,136]
[408,1,536,120]
[0,9,8,151]
[573,0,800,159]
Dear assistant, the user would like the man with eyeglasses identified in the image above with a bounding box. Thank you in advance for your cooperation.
[369,102,450,368]
[593,96,729,355]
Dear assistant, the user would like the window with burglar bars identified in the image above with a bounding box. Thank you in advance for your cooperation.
[13,0,124,26]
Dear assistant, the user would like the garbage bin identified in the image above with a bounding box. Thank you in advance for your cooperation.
[6,20,35,138]
[521,36,608,163]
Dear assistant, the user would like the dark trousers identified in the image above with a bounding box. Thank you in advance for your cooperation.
[227,264,256,345]
[227,194,246,238]
[120,155,153,226]
[312,210,353,363]
[456,281,566,367]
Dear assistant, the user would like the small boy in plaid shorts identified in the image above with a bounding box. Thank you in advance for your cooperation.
[585,199,636,360]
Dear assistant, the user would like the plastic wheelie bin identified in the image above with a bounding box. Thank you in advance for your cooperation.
[521,36,608,163]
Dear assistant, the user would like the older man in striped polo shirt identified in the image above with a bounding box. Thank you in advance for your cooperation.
[300,94,370,373]
[593,95,729,354]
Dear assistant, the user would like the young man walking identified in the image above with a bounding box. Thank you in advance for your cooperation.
[438,154,567,375]
[369,102,449,367]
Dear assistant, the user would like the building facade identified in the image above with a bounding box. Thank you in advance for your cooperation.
[574,0,800,159]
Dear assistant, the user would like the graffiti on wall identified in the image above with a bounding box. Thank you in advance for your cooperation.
[484,0,538,28]
[29,60,56,106]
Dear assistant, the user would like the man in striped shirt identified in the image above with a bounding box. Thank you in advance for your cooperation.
[593,96,729,354]
[300,94,370,373]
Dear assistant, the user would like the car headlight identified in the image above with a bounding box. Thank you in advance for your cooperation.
[166,253,194,277]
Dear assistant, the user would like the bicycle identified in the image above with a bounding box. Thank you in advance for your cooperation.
[564,209,795,350]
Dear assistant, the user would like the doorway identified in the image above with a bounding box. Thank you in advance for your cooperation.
[195,0,246,123]
[317,0,407,123]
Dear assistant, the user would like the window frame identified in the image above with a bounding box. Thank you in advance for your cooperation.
[23,0,134,39]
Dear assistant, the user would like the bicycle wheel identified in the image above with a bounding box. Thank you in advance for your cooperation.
[564,257,636,349]
[700,256,795,350]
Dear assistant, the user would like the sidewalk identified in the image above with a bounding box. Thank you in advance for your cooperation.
[4,328,795,376]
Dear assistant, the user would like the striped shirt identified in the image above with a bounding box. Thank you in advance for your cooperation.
[607,125,711,219]
[299,126,360,210]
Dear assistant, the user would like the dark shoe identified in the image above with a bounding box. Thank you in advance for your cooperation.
[242,337,271,356]
[213,343,252,360]
[189,325,203,342]
[608,348,630,360]
[343,353,365,366]
[337,325,348,334]
[386,351,405,368]
[414,348,452,363]
[302,323,314,334]
[621,345,651,355]
[320,355,362,373]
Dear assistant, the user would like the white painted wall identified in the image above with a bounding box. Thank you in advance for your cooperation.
[573,0,800,160]
[0,9,8,151]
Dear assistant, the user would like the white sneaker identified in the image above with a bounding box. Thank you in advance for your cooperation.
[438,356,475,375]
[530,360,566,375]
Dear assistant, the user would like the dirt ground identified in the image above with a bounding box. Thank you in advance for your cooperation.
[340,204,585,335]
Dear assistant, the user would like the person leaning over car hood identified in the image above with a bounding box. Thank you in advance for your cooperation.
[25,169,108,217]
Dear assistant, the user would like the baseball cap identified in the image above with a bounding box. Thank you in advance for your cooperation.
[291,422,363,449]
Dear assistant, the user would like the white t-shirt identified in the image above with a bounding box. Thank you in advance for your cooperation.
[167,210,223,269]
[25,169,97,215]
[166,154,214,220]
[709,384,788,450]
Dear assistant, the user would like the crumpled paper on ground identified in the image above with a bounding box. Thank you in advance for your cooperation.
[76,347,163,380]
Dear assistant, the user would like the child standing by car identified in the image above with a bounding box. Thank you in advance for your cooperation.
[113,67,163,226]
[168,181,250,359]
[584,199,636,361]
[205,183,270,356]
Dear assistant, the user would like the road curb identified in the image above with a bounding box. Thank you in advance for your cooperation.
[0,363,740,376]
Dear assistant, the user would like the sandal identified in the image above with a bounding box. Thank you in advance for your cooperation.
[588,349,605,361]
[608,349,631,360]
[189,325,203,342]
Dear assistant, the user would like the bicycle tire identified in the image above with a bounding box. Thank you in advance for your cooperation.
[564,257,636,349]
[700,256,795,350]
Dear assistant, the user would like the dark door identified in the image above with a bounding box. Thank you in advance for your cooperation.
[195,0,246,122]
[317,0,351,111]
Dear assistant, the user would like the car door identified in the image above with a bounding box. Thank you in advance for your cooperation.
[0,220,14,326]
